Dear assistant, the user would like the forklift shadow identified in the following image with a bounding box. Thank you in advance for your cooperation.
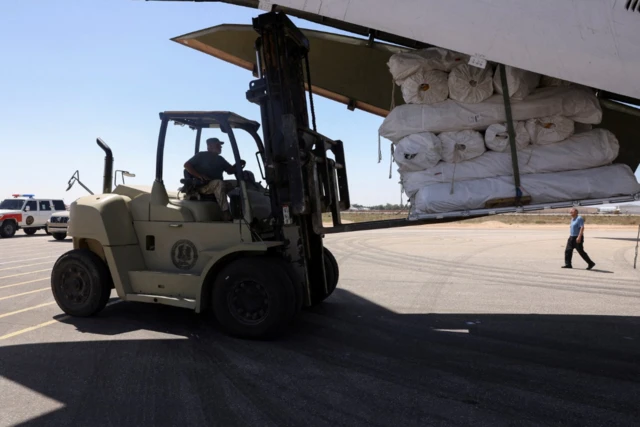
[3,289,639,426]
[53,296,207,337]
[55,290,640,364]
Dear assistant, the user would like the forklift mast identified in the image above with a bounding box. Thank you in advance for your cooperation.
[246,11,350,304]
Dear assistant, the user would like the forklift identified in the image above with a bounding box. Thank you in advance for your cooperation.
[51,11,459,339]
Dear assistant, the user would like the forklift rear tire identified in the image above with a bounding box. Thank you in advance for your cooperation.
[53,233,67,241]
[212,257,296,339]
[51,249,113,317]
[0,220,17,238]
[23,228,37,235]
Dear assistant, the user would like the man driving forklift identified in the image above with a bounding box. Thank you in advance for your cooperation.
[183,137,244,221]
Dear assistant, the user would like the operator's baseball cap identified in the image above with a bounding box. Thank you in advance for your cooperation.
[206,137,224,145]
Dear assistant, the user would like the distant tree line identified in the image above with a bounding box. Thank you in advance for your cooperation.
[351,203,409,211]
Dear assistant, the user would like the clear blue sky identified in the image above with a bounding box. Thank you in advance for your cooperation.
[0,0,403,206]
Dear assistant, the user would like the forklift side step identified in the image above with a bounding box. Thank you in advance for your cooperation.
[125,293,197,310]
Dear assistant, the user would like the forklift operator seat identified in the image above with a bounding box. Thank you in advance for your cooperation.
[179,170,211,197]
[175,169,225,222]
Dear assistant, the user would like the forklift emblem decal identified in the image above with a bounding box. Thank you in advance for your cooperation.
[171,239,198,270]
[25,216,34,226]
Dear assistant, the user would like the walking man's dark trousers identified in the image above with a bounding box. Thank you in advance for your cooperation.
[565,236,594,267]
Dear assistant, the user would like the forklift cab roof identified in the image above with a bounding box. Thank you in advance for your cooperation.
[159,111,261,133]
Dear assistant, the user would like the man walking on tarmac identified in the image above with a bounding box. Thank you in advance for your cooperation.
[562,208,595,270]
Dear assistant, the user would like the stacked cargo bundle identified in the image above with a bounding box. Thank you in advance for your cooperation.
[380,48,640,214]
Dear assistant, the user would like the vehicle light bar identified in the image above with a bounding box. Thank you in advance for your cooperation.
[11,194,35,198]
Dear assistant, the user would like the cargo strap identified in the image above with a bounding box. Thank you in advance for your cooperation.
[498,64,523,202]
[379,78,398,164]
[389,142,395,178]
[390,77,397,111]
[449,144,465,195]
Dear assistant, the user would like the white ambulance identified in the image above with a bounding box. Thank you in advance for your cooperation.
[0,194,67,238]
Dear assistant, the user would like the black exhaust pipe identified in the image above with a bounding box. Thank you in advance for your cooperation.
[96,138,113,193]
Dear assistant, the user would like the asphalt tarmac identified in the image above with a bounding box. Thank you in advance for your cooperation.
[1,226,639,426]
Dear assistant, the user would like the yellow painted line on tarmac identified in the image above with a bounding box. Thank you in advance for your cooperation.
[0,277,48,290]
[0,256,57,266]
[0,261,53,272]
[0,242,60,252]
[0,319,61,341]
[0,302,55,319]
[0,251,57,261]
[0,300,122,341]
[0,269,51,280]
[0,288,49,302]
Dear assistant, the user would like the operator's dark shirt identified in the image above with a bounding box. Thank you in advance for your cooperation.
[187,152,232,181]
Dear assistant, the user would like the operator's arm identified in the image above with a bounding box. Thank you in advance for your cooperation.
[223,157,245,175]
[577,218,585,243]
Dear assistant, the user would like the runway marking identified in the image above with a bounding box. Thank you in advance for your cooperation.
[0,319,60,341]
[433,328,469,334]
[0,302,55,319]
[0,300,122,341]
[0,278,48,290]
[0,256,57,266]
[0,288,49,302]
[0,247,65,259]
[0,252,60,261]
[0,262,53,272]
[0,269,51,280]
[0,242,64,252]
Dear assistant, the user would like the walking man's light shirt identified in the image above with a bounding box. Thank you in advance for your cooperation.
[570,215,585,237]
[563,208,595,270]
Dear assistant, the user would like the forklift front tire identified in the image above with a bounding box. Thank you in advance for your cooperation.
[212,257,296,339]
[323,247,340,296]
[309,247,340,307]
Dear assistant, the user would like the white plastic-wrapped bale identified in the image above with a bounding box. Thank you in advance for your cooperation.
[484,121,530,152]
[401,128,620,197]
[393,132,442,172]
[412,164,640,214]
[493,65,541,100]
[525,116,575,145]
[401,69,449,104]
[439,130,485,163]
[387,47,469,85]
[448,64,494,104]
[379,86,601,142]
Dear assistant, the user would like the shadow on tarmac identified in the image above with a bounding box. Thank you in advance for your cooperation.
[589,268,615,274]
[594,237,640,243]
[1,289,639,427]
